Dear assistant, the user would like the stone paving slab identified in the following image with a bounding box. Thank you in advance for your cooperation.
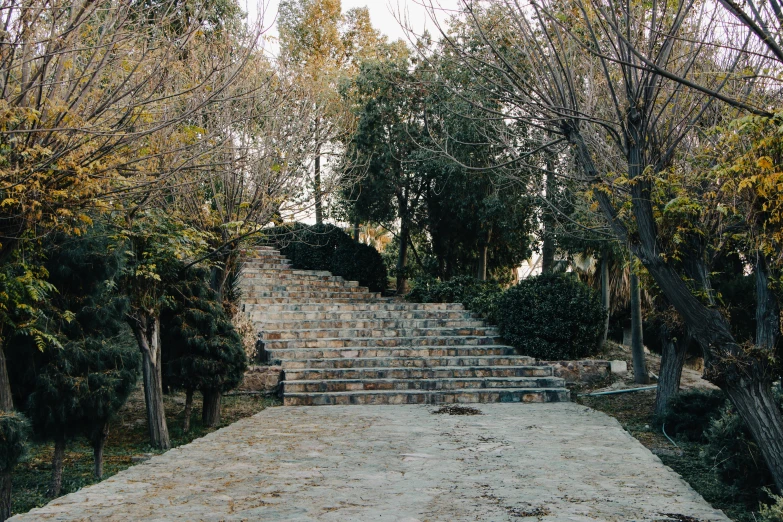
[13,404,729,522]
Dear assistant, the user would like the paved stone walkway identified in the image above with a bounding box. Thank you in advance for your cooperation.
[14,404,729,522]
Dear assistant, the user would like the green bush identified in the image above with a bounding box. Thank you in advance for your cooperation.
[496,273,605,360]
[0,412,28,472]
[407,276,503,322]
[657,389,727,442]
[703,397,779,497]
[264,223,388,293]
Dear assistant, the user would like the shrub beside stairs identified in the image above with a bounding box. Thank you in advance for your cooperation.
[240,246,569,406]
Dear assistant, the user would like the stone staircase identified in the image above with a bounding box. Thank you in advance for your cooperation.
[240,246,569,406]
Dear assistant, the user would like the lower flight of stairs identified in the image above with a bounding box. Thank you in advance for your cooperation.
[240,246,569,406]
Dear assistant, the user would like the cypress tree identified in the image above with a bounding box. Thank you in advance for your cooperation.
[162,268,246,430]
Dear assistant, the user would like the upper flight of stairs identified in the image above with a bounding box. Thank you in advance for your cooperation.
[240,246,569,406]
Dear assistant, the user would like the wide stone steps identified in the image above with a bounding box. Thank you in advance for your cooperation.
[261,326,498,341]
[243,296,382,305]
[243,302,465,314]
[267,346,515,364]
[283,388,571,406]
[239,246,569,406]
[255,318,487,330]
[283,364,551,381]
[285,376,566,393]
[263,335,504,350]
[278,355,538,370]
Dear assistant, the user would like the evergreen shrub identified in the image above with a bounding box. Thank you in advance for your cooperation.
[496,273,604,360]
[0,412,28,472]
[407,276,502,322]
[264,223,388,292]
[657,388,726,442]
[162,268,247,426]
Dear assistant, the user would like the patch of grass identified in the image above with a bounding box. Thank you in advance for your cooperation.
[12,386,281,516]
[578,391,758,522]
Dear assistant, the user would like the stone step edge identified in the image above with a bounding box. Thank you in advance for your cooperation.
[283,387,571,398]
[285,376,565,385]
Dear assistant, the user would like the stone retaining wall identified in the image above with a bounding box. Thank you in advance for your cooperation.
[535,359,611,384]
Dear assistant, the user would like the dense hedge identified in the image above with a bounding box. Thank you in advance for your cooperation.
[407,276,503,322]
[263,223,388,293]
[496,273,605,360]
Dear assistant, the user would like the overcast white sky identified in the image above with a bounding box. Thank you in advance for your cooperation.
[245,0,462,54]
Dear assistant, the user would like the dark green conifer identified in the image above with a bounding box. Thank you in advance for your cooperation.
[162,268,246,430]
[19,229,141,496]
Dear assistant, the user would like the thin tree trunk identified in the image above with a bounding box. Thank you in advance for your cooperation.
[654,326,689,417]
[396,219,409,295]
[0,471,10,522]
[541,156,556,274]
[0,343,13,521]
[0,344,13,412]
[477,244,489,281]
[130,313,170,450]
[48,436,65,498]
[630,269,649,384]
[183,389,194,433]
[92,422,109,480]
[314,134,323,224]
[202,390,221,428]
[600,252,610,344]
[352,218,360,241]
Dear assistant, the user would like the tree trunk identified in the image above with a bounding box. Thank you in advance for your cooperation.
[725,375,783,491]
[48,436,65,498]
[541,156,556,274]
[630,269,649,384]
[129,312,170,450]
[396,220,409,295]
[600,252,610,344]
[183,389,194,433]
[477,244,489,281]
[0,345,13,412]
[654,325,689,417]
[92,422,109,480]
[202,390,221,428]
[352,218,360,242]
[0,471,10,522]
[314,140,323,225]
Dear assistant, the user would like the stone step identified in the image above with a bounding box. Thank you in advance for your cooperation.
[242,290,377,299]
[240,262,292,270]
[267,345,515,363]
[243,268,334,278]
[281,355,537,370]
[263,335,504,350]
[262,326,499,341]
[283,388,571,406]
[242,302,463,313]
[256,318,486,330]
[240,283,369,293]
[241,273,354,285]
[247,309,474,322]
[283,364,550,381]
[242,296,382,305]
[285,376,566,393]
